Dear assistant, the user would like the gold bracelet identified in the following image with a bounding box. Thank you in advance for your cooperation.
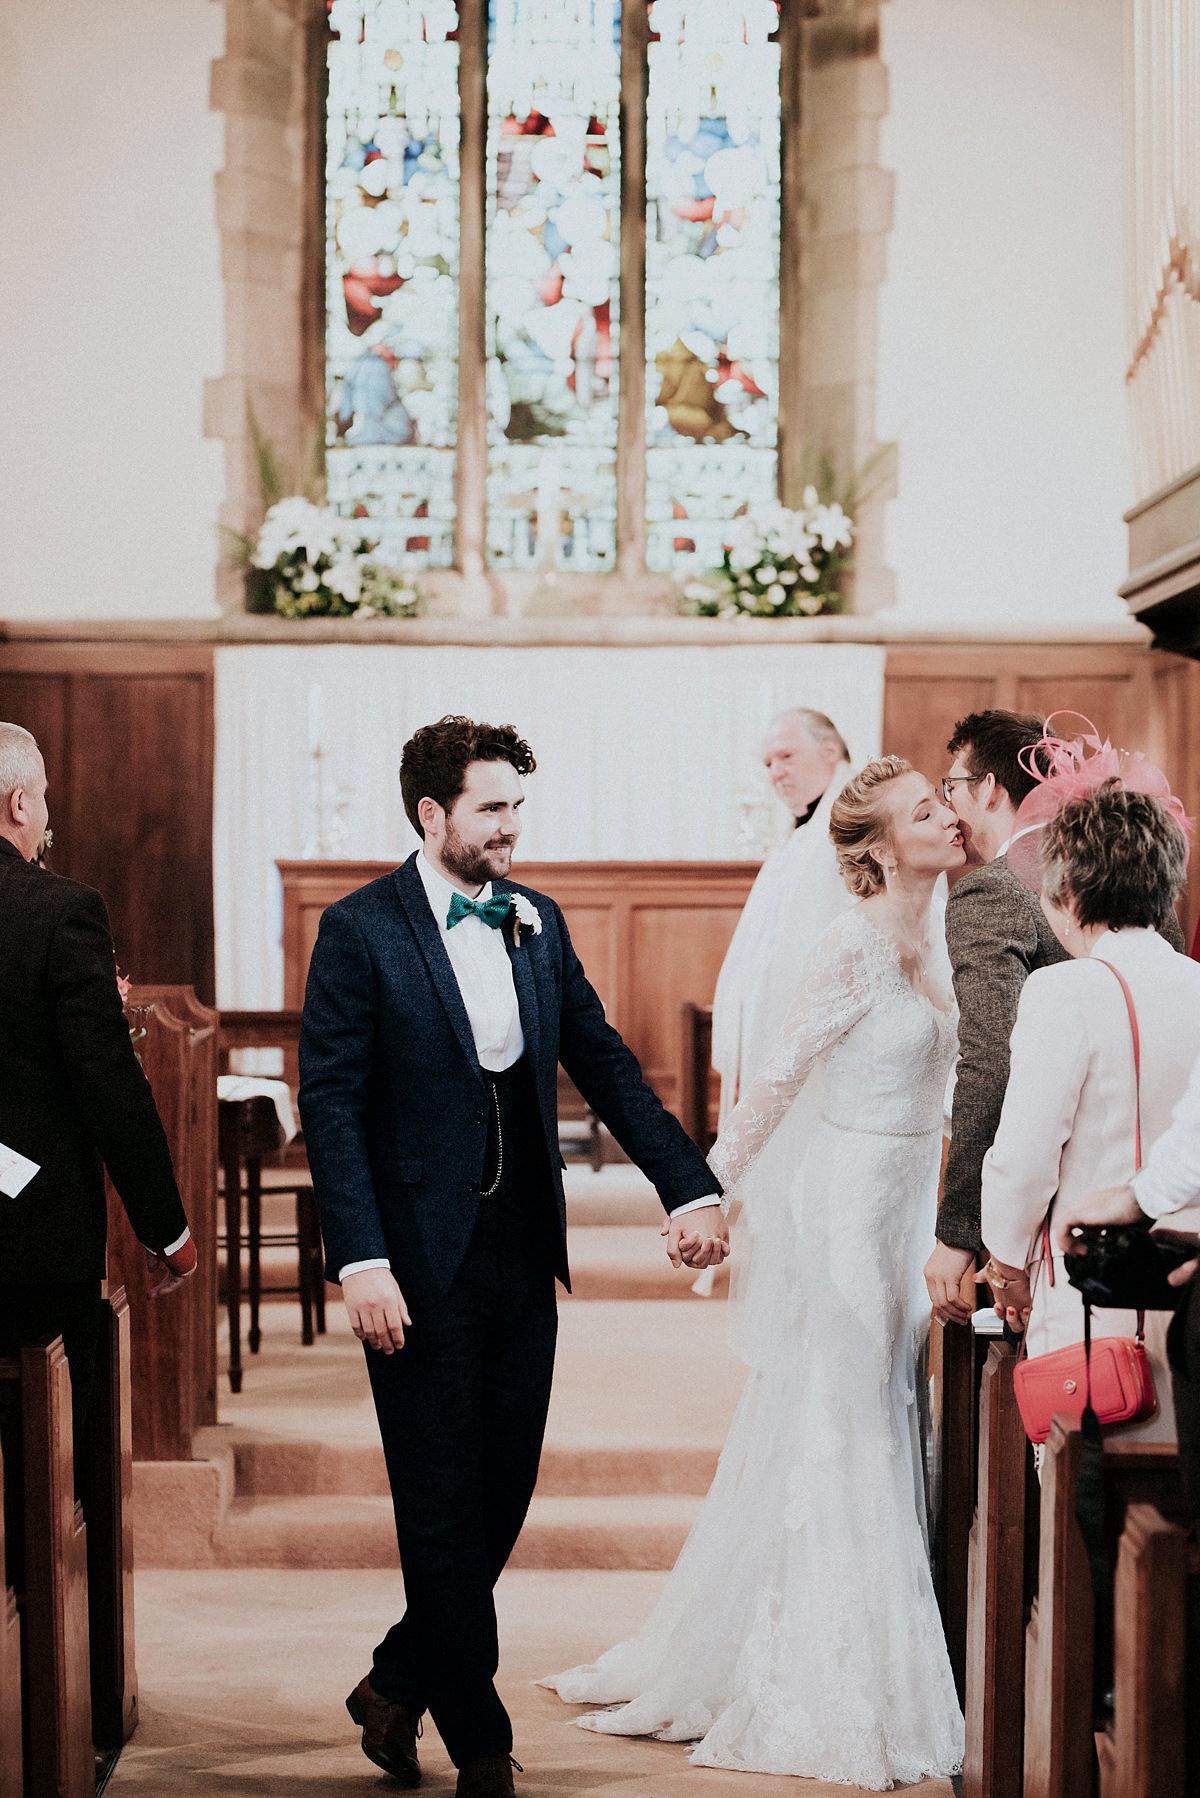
[984,1259,1016,1290]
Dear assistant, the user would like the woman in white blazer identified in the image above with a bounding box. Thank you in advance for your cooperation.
[981,781,1200,1441]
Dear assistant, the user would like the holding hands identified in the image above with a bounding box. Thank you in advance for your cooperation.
[924,1241,976,1326]
[663,1204,730,1271]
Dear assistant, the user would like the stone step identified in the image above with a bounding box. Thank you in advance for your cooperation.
[213,1492,701,1571]
[217,1433,719,1499]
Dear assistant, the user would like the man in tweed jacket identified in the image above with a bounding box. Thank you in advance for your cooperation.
[925,712,1070,1321]
[925,710,1183,1324]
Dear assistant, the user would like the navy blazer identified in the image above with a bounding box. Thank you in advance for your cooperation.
[298,853,719,1301]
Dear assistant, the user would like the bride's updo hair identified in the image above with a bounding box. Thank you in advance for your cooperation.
[829,756,914,897]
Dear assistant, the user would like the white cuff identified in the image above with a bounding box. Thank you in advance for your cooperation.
[669,1194,722,1218]
[161,1227,191,1257]
[338,1258,391,1281]
[1129,1169,1173,1221]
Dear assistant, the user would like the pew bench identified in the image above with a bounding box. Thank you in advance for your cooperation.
[1097,1503,1200,1797]
[1023,1419,1187,1798]
[0,1291,136,1798]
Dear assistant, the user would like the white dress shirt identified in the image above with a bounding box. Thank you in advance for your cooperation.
[1133,1051,1200,1218]
[415,852,525,1071]
[340,853,720,1278]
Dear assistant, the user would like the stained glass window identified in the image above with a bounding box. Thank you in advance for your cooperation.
[643,1,781,574]
[325,0,461,569]
[484,1,622,572]
[323,0,786,582]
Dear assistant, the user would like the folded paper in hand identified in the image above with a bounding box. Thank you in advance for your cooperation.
[0,1140,40,1198]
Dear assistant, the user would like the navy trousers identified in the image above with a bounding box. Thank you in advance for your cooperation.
[365,1060,560,1766]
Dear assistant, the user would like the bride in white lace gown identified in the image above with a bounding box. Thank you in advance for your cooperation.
[542,761,967,1789]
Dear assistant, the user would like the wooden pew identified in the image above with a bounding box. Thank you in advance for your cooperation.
[930,1314,987,1704]
[0,1339,93,1798]
[963,1341,1035,1798]
[106,985,218,1459]
[0,1432,21,1798]
[1022,1416,1093,1798]
[1097,1503,1197,1797]
[1023,1417,1188,1798]
[87,1289,137,1754]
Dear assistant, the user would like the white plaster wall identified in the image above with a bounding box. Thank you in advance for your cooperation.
[877,0,1131,625]
[0,0,225,619]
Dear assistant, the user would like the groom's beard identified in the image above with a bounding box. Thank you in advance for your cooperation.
[441,819,516,887]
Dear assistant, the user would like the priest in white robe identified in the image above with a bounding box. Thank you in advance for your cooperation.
[712,708,854,1124]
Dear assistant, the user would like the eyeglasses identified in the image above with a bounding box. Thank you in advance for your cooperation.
[940,774,985,805]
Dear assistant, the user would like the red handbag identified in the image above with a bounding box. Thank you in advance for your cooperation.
[1011,960,1157,1445]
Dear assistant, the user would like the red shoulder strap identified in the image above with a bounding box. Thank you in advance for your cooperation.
[1095,958,1142,1171]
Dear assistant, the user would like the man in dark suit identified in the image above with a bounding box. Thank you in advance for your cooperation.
[0,722,196,1467]
[299,715,727,1798]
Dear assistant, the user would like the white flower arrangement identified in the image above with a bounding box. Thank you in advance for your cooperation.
[509,893,543,943]
[250,498,420,620]
[679,489,854,620]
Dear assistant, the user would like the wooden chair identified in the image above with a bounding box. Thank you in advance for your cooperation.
[1097,1503,1197,1797]
[556,1069,604,1172]
[0,1338,93,1798]
[218,1008,304,1102]
[0,1430,21,1798]
[219,1096,326,1391]
[678,1002,715,1153]
[963,1341,1036,1798]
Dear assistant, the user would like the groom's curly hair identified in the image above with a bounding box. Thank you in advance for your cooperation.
[400,715,536,836]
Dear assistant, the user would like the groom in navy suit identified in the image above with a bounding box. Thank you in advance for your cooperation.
[299,716,728,1798]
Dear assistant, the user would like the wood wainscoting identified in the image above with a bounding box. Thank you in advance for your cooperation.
[0,644,215,1004]
[279,859,759,1117]
[883,642,1200,941]
[4,630,1200,1002]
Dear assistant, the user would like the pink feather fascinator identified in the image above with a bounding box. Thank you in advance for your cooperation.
[1006,712,1190,891]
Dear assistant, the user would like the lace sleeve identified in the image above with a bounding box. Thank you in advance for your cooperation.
[708,916,876,1201]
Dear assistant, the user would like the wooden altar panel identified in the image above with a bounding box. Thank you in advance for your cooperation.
[628,903,748,1106]
[278,860,760,1116]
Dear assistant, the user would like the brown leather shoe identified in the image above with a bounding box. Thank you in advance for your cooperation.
[454,1752,520,1797]
[345,1675,422,1786]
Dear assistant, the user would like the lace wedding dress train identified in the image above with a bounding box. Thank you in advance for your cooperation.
[541,910,965,1789]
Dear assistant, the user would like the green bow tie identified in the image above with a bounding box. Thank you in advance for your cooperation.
[446,890,513,931]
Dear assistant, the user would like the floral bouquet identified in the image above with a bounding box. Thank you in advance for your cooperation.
[249,498,421,620]
[679,490,853,619]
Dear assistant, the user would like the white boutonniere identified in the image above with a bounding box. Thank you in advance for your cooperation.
[509,893,543,946]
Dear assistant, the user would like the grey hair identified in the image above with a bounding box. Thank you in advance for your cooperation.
[772,707,850,763]
[1040,781,1187,931]
[0,722,42,806]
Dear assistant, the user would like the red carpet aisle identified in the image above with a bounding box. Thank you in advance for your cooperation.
[110,1167,955,1796]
